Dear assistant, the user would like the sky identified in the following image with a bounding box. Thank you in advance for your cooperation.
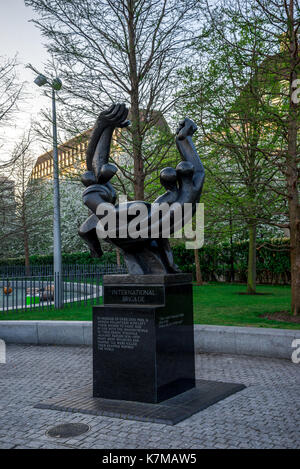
[0,0,50,162]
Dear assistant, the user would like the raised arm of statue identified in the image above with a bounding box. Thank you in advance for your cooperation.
[83,103,130,186]
[155,117,205,207]
[175,118,205,199]
[78,103,129,258]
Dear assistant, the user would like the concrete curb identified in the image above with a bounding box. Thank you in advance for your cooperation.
[194,324,300,360]
[0,321,299,360]
[0,321,93,346]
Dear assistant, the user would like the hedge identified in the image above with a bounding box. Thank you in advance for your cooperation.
[0,237,291,283]
[0,250,117,266]
[172,237,290,284]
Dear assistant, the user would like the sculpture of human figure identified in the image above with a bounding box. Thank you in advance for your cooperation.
[78,103,205,275]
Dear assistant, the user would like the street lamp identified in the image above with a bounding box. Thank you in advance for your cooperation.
[26,64,63,308]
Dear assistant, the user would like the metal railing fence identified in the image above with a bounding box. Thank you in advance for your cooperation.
[0,263,127,277]
[0,273,102,314]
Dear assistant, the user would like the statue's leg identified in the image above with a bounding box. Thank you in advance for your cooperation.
[78,214,103,258]
[120,240,180,275]
[122,248,167,275]
[110,238,169,275]
[156,238,181,273]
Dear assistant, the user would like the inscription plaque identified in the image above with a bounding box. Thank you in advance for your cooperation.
[158,313,184,328]
[97,316,149,351]
[104,285,165,305]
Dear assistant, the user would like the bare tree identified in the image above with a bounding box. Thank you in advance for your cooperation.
[0,55,22,129]
[25,0,198,200]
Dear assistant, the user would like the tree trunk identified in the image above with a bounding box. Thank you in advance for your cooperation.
[247,224,256,294]
[131,102,145,200]
[23,225,30,276]
[21,193,31,276]
[229,213,235,282]
[287,127,300,314]
[289,215,300,315]
[194,248,203,285]
[128,0,145,200]
[116,247,121,267]
[287,0,300,315]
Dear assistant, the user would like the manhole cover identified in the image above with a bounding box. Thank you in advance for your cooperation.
[46,423,90,438]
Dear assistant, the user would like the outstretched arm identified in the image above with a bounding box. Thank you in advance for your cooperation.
[86,103,130,181]
[175,118,205,191]
[155,117,205,206]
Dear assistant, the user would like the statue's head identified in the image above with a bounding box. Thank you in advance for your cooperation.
[176,161,194,179]
[160,167,178,191]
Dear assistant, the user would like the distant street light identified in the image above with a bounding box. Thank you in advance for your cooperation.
[26,64,63,309]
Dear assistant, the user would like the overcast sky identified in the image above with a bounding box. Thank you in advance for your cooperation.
[0,0,50,162]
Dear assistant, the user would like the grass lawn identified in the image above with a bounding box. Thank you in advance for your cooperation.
[193,283,299,329]
[0,283,298,330]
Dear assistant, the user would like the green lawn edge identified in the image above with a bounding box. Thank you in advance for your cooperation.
[0,283,299,330]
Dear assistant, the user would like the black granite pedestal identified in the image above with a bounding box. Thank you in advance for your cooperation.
[93,274,195,403]
[35,273,246,424]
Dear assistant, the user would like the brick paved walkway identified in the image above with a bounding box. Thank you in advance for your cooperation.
[0,344,299,449]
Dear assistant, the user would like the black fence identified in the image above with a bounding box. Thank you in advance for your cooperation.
[0,263,127,277]
[0,263,127,315]
[0,273,103,314]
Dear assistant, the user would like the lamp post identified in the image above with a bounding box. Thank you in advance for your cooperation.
[26,64,63,308]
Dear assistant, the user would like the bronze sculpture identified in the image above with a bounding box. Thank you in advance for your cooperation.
[79,103,205,275]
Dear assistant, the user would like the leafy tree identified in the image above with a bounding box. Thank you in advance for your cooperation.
[0,133,52,273]
[178,0,298,301]
[25,0,198,200]
[25,178,91,257]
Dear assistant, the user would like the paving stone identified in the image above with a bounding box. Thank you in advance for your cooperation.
[0,344,299,449]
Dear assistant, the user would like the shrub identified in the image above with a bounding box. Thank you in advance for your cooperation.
[0,238,290,283]
[172,238,290,283]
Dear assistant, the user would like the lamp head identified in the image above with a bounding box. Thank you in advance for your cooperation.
[52,77,62,91]
[34,74,48,87]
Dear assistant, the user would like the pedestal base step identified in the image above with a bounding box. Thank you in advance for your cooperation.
[35,380,245,425]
